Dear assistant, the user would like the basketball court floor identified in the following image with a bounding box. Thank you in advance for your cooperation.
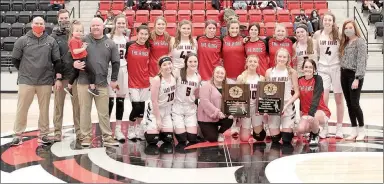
[1,93,383,183]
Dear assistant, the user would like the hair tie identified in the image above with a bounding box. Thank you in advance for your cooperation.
[158,56,172,66]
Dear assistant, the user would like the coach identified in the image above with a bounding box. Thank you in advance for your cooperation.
[11,17,62,146]
[50,9,81,142]
[73,17,120,146]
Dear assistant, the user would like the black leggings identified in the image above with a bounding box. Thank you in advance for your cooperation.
[198,118,233,142]
[69,58,95,85]
[340,68,364,127]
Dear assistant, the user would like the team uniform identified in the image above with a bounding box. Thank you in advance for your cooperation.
[144,76,176,131]
[149,35,170,77]
[267,37,295,68]
[293,40,318,77]
[172,72,200,129]
[240,75,263,129]
[244,39,269,77]
[197,36,222,82]
[316,31,342,93]
[171,39,197,77]
[106,34,129,96]
[222,35,246,83]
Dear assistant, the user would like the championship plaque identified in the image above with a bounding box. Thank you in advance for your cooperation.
[256,82,285,115]
[222,84,250,118]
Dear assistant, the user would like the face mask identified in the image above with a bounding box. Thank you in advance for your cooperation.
[344,29,355,37]
[32,26,45,34]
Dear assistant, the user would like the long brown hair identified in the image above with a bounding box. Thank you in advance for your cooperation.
[136,23,151,48]
[295,24,314,55]
[321,12,339,41]
[68,19,83,42]
[173,20,195,49]
[150,16,171,42]
[339,20,361,57]
[226,19,240,36]
[109,14,126,40]
[180,52,198,82]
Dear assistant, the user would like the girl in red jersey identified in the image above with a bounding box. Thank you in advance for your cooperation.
[197,20,222,85]
[126,24,151,140]
[266,23,296,68]
[149,17,171,79]
[244,23,269,77]
[170,20,197,78]
[297,59,331,146]
[292,24,317,77]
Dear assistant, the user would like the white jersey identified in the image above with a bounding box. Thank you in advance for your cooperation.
[318,31,340,66]
[171,39,197,69]
[157,76,177,107]
[295,43,308,75]
[246,74,261,107]
[269,68,292,101]
[175,72,200,104]
[107,33,129,67]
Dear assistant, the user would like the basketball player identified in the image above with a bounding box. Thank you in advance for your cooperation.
[197,20,222,85]
[236,55,265,142]
[313,12,344,139]
[149,17,171,79]
[244,23,269,77]
[143,56,176,145]
[126,24,151,140]
[298,59,331,146]
[106,14,130,141]
[170,20,197,78]
[172,53,201,145]
[267,23,296,68]
[265,48,300,145]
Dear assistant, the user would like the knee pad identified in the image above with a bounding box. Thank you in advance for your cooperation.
[160,132,174,143]
[159,142,174,154]
[144,144,159,155]
[138,102,145,118]
[144,132,159,145]
[187,133,198,144]
[253,129,266,141]
[175,132,187,144]
[271,133,282,143]
[281,132,294,144]
[129,102,140,121]
[115,97,125,120]
[109,98,114,117]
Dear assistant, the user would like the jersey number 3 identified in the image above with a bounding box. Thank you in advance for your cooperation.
[325,47,332,56]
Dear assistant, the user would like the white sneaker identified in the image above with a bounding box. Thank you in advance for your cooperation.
[114,127,126,141]
[345,127,358,141]
[319,123,328,139]
[127,125,136,140]
[335,123,344,139]
[218,133,225,142]
[135,124,145,140]
[356,126,366,141]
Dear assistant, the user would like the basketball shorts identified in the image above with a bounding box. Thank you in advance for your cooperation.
[317,64,343,93]
[108,67,128,97]
[268,101,296,129]
[129,88,150,102]
[172,102,198,129]
[241,106,263,129]
[143,100,173,131]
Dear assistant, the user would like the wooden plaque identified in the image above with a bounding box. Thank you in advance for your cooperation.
[222,84,250,118]
[256,81,285,115]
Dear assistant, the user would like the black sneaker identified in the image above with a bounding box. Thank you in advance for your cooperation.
[64,87,73,97]
[38,136,52,144]
[88,88,99,96]
[309,132,320,146]
[11,136,23,146]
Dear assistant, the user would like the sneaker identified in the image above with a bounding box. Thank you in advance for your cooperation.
[218,133,225,142]
[53,134,62,142]
[81,137,92,146]
[319,123,328,139]
[103,136,119,146]
[335,123,344,139]
[11,136,23,146]
[127,125,136,140]
[356,126,366,141]
[88,88,99,96]
[38,136,52,144]
[64,87,73,97]
[345,127,358,141]
[309,132,319,146]
[135,124,145,140]
[114,127,126,142]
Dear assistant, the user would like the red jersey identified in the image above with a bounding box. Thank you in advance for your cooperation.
[245,39,269,77]
[197,36,222,81]
[126,41,150,88]
[222,35,246,79]
[69,38,87,59]
[149,34,169,77]
[268,37,294,68]
[298,75,331,118]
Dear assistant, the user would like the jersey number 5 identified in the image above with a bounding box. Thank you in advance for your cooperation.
[167,92,175,102]
[325,47,332,56]
[186,87,191,96]
[180,51,191,59]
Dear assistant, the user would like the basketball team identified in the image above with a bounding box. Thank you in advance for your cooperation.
[9,8,368,149]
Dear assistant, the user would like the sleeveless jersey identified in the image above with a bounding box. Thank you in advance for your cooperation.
[175,72,200,104]
[318,31,340,66]
[158,76,177,108]
[171,39,197,69]
[246,74,261,107]
[269,68,292,101]
[107,34,129,67]
[295,42,308,76]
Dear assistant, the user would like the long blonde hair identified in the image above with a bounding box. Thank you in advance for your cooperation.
[68,20,83,42]
[210,66,227,87]
[173,20,195,49]
[150,16,171,43]
[109,14,126,40]
[275,48,294,77]
[238,55,259,84]
[339,20,361,57]
[273,23,288,39]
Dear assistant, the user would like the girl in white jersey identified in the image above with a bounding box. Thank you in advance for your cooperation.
[265,48,300,145]
[172,53,201,145]
[170,20,198,77]
[143,56,176,145]
[236,55,266,142]
[292,23,317,77]
[313,12,344,139]
[106,14,130,141]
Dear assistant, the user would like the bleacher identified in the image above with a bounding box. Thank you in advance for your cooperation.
[0,0,65,71]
